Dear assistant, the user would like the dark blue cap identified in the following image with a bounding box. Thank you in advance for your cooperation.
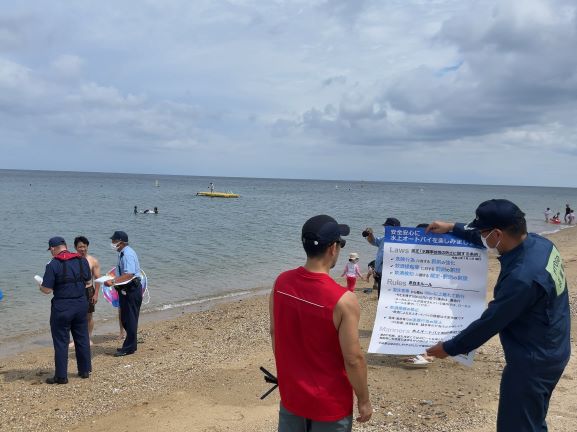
[110,231,129,242]
[383,217,401,227]
[47,236,66,250]
[466,199,525,231]
[302,215,349,252]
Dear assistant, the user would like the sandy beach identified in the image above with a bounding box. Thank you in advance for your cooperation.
[1,229,576,432]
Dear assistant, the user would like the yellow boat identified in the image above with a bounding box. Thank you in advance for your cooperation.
[196,191,240,198]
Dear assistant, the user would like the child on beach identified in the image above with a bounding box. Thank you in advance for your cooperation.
[341,253,363,292]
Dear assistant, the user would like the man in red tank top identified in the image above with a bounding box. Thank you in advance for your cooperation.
[269,215,372,431]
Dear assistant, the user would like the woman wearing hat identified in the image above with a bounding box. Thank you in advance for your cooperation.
[341,252,363,292]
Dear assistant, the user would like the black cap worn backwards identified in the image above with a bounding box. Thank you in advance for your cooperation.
[465,199,526,231]
[47,236,66,250]
[301,215,350,253]
[382,217,401,227]
[110,231,129,242]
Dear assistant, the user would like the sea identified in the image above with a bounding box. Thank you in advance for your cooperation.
[0,169,575,352]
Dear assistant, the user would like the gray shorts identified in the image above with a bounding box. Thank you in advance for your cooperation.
[278,403,352,432]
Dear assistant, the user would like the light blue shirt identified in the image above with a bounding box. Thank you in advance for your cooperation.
[117,245,141,278]
[369,233,386,275]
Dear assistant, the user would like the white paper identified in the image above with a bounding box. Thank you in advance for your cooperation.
[94,275,114,283]
[368,227,488,366]
[95,275,137,285]
[34,275,43,284]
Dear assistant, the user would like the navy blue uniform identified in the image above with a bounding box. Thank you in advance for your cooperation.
[116,245,142,354]
[42,252,92,379]
[444,224,571,432]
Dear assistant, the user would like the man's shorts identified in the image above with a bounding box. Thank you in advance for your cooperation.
[86,286,95,314]
[278,403,352,432]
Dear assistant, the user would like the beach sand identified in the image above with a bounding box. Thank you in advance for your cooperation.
[1,229,576,432]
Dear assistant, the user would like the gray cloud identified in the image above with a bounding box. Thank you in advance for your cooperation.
[1,0,577,185]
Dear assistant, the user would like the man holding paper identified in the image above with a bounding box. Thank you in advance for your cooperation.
[104,231,142,357]
[426,199,570,432]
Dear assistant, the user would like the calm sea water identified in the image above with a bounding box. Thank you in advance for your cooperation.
[0,169,575,344]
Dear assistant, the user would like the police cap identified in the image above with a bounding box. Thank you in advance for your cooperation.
[466,199,525,231]
[110,231,129,242]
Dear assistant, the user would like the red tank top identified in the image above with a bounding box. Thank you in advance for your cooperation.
[273,266,353,421]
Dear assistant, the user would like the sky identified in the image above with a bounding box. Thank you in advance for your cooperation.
[1,0,577,186]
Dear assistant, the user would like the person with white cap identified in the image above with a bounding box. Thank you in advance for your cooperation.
[341,252,363,292]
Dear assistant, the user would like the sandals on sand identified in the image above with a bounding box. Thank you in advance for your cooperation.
[401,355,432,368]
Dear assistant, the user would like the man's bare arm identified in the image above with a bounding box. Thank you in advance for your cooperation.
[334,292,372,423]
[91,257,101,301]
[269,289,275,355]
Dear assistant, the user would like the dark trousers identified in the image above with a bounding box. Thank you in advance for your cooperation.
[497,362,567,432]
[375,273,382,299]
[50,297,91,378]
[118,282,143,353]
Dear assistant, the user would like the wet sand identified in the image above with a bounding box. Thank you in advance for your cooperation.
[0,229,576,432]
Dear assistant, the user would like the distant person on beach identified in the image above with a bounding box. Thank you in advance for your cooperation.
[104,231,143,357]
[363,217,401,298]
[74,236,101,347]
[38,237,92,384]
[209,182,214,193]
[564,203,571,223]
[363,260,378,294]
[341,252,363,292]
[426,199,570,432]
[270,215,372,430]
[568,209,575,225]
[544,208,552,222]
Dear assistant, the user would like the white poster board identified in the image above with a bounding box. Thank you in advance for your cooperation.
[368,227,488,366]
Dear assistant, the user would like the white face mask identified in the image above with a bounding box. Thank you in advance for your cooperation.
[111,242,120,251]
[481,230,501,254]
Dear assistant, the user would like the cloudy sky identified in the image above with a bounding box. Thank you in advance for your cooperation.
[1,0,576,186]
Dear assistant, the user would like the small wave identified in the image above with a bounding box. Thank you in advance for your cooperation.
[150,290,260,312]
[538,224,577,236]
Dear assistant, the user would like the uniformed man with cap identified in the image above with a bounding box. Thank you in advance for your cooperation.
[425,199,571,432]
[39,236,92,384]
[363,217,401,298]
[104,231,142,357]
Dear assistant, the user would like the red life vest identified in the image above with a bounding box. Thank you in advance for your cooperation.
[273,266,353,421]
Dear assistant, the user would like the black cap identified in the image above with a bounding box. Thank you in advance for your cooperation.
[465,199,525,231]
[302,215,350,253]
[110,231,129,242]
[47,236,66,250]
[383,217,401,227]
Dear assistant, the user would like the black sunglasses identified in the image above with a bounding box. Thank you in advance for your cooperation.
[332,238,346,248]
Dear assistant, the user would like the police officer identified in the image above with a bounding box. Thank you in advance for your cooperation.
[425,199,571,432]
[104,231,142,357]
[39,236,92,384]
